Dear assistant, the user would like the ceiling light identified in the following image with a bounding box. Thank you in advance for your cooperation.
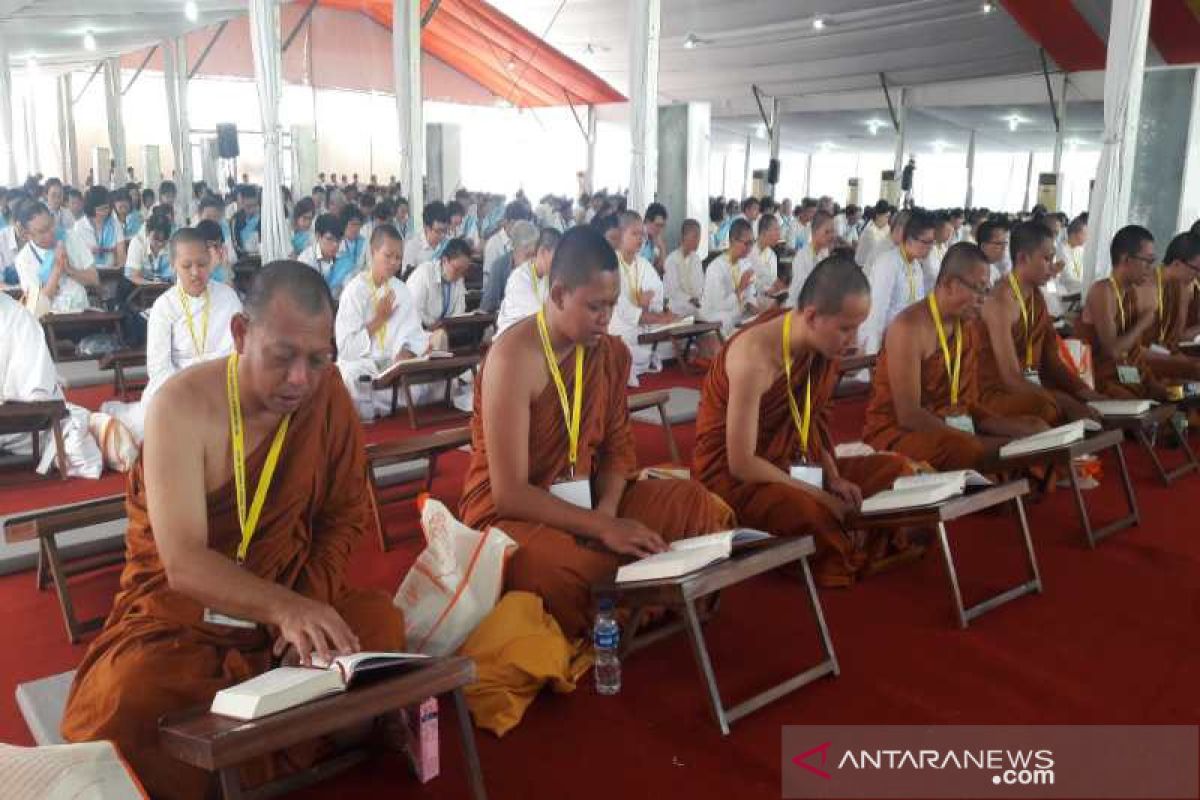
[755,122,767,140]
[683,33,705,50]
[931,139,949,153]
[865,118,886,136]
[819,141,837,151]
[184,1,199,22]
[83,31,96,51]
[1004,114,1027,131]
[982,1,994,13]
[812,17,826,30]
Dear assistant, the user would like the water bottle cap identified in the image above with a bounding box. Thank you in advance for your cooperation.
[598,596,615,612]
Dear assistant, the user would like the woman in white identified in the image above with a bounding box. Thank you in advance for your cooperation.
[101,229,241,441]
[700,217,759,338]
[663,219,705,315]
[14,202,98,315]
[73,186,126,269]
[124,214,174,285]
[495,227,558,338]
[607,212,678,386]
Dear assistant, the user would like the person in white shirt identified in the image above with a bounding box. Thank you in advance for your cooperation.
[1,194,29,277]
[446,200,481,252]
[337,204,370,274]
[124,214,174,285]
[975,218,1011,286]
[101,228,241,441]
[835,204,862,247]
[1056,214,1088,296]
[854,200,892,275]
[298,213,350,295]
[197,196,237,270]
[701,217,759,338]
[860,210,937,355]
[73,186,126,269]
[777,199,795,248]
[495,227,560,338]
[787,210,836,307]
[406,237,472,351]
[44,178,74,239]
[482,201,530,281]
[926,214,956,291]
[663,219,706,315]
[15,201,98,316]
[747,213,787,300]
[608,210,679,385]
[640,202,668,271]
[403,201,449,271]
[792,198,817,251]
[290,197,316,257]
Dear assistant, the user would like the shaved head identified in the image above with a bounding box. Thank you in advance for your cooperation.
[936,242,989,286]
[797,253,870,314]
[243,260,335,321]
[550,225,618,289]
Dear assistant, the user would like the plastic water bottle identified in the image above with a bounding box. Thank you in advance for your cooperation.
[593,598,621,695]
[355,375,376,422]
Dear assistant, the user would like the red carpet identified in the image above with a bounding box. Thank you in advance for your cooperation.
[2,368,1199,799]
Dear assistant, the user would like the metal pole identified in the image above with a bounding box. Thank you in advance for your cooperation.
[393,0,424,229]
[743,134,752,198]
[965,129,976,209]
[628,0,661,211]
[768,96,781,198]
[892,87,908,180]
[1052,73,1068,176]
[804,152,812,197]
[1023,151,1035,212]
[586,103,596,194]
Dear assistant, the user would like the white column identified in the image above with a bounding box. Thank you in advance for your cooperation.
[892,87,908,180]
[103,58,127,187]
[0,39,14,185]
[1022,151,1035,211]
[57,75,78,184]
[174,39,193,224]
[249,0,288,261]
[965,129,976,208]
[742,134,752,198]
[804,152,813,197]
[393,0,424,231]
[1052,73,1068,176]
[1083,0,1151,289]
[628,0,661,212]
[767,97,781,198]
[1178,69,1200,232]
[161,39,183,189]
[585,104,597,195]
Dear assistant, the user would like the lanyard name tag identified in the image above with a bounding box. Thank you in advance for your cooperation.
[790,463,824,489]
[550,477,592,509]
[202,609,258,629]
[945,414,976,435]
[1148,343,1171,356]
[1117,365,1140,385]
[1023,369,1042,386]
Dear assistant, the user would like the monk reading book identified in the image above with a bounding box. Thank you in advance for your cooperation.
[977,220,1105,423]
[62,262,406,800]
[863,242,1049,471]
[692,254,924,586]
[459,226,733,638]
[1077,225,1171,401]
[1137,231,1200,380]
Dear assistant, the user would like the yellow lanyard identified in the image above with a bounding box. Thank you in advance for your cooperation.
[900,246,918,302]
[928,293,962,406]
[619,255,640,305]
[1110,277,1126,331]
[1007,272,1035,369]
[367,272,388,351]
[535,310,584,474]
[1070,248,1082,279]
[529,263,545,303]
[226,353,292,565]
[781,313,813,459]
[178,285,210,357]
[729,256,742,293]
[1156,266,1168,343]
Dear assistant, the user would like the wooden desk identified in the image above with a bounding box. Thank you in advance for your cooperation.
[0,400,69,480]
[372,354,480,429]
[3,286,22,301]
[366,426,472,550]
[98,348,148,399]
[998,430,1138,548]
[637,321,723,374]
[626,390,681,464]
[125,282,170,312]
[1098,404,1198,485]
[848,481,1041,629]
[159,656,487,800]
[40,310,124,362]
[595,536,837,736]
[834,353,877,399]
[3,494,127,642]
[434,312,495,354]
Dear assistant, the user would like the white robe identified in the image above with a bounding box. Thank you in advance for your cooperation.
[787,244,829,308]
[746,245,780,297]
[482,228,511,280]
[495,261,546,338]
[15,237,94,315]
[860,247,933,354]
[403,233,438,271]
[406,260,467,329]
[608,254,665,385]
[662,248,704,316]
[854,222,892,275]
[700,253,757,338]
[101,282,242,441]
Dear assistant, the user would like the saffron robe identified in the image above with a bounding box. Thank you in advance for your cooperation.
[1078,279,1164,399]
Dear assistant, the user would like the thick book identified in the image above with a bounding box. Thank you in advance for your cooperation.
[859,479,964,515]
[210,651,431,721]
[998,419,1101,458]
[642,316,695,334]
[615,528,772,583]
[1088,399,1154,417]
[892,469,991,493]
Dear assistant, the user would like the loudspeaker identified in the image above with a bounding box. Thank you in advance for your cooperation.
[216,123,240,159]
[767,158,780,185]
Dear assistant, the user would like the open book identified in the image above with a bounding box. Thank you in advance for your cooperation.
[999,419,1102,458]
[642,316,695,334]
[210,651,431,721]
[859,470,990,515]
[615,528,772,583]
[1088,399,1154,417]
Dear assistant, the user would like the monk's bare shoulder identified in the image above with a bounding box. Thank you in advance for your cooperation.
[145,359,226,439]
[483,317,543,398]
[725,321,775,388]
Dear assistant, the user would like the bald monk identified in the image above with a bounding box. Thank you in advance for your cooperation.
[693,255,922,587]
[459,226,733,638]
[1078,225,1171,401]
[977,220,1105,424]
[864,243,1049,471]
[1138,231,1200,381]
[62,262,405,800]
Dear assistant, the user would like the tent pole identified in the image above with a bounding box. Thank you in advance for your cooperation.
[586,103,596,195]
[628,0,660,212]
[965,129,976,209]
[393,0,424,230]
[767,97,781,198]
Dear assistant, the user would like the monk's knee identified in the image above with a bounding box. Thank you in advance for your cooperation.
[335,588,406,651]
[504,529,617,639]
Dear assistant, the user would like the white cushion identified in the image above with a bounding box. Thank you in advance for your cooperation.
[54,361,110,390]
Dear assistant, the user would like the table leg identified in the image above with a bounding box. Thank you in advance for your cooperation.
[41,532,85,643]
[453,688,489,800]
[1065,457,1097,549]
[935,522,968,629]
[799,556,840,677]
[682,597,730,735]
[654,401,681,464]
[402,379,418,430]
[1114,441,1141,529]
[1013,495,1043,595]
[50,418,68,481]
[217,767,244,800]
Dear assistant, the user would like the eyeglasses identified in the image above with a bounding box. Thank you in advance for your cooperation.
[955,276,990,297]
[983,239,1008,248]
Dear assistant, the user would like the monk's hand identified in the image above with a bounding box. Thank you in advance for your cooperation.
[272,597,360,667]
[737,270,755,293]
[374,289,396,325]
[637,290,656,310]
[600,519,668,558]
[827,476,863,510]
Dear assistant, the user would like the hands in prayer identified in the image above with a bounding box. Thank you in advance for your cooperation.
[737,270,755,294]
[600,517,668,558]
[636,289,656,310]
[372,288,396,327]
[271,595,361,667]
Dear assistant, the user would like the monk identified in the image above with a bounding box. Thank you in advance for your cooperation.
[459,226,733,639]
[1077,225,1171,401]
[864,242,1049,470]
[1137,231,1200,381]
[62,262,405,800]
[977,220,1105,424]
[692,254,922,587]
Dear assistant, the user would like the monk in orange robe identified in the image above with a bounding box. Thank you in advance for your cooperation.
[1077,225,1171,401]
[1137,231,1200,381]
[62,262,404,800]
[692,254,922,587]
[977,220,1105,422]
[459,226,733,639]
[864,242,1049,470]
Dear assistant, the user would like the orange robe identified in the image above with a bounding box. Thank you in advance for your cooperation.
[976,288,1088,424]
[1078,278,1164,398]
[62,371,404,800]
[459,335,733,639]
[1140,269,1200,381]
[863,316,992,471]
[692,310,916,587]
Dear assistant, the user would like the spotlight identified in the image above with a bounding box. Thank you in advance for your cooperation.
[184,1,199,22]
[982,1,994,13]
[83,31,97,51]
[812,17,826,30]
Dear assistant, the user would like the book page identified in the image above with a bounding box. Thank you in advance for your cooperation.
[319,651,431,676]
[669,530,733,553]
[893,470,990,492]
[616,546,725,583]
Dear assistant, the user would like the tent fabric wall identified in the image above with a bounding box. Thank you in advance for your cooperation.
[103,58,128,184]
[249,0,290,262]
[0,38,15,185]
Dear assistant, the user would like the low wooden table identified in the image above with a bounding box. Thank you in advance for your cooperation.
[3,286,23,301]
[848,481,1041,629]
[366,426,473,550]
[637,321,723,375]
[834,353,878,399]
[372,354,480,429]
[626,390,681,463]
[998,430,1139,548]
[41,310,124,362]
[98,348,148,399]
[435,312,495,355]
[159,656,487,800]
[1098,404,1198,485]
[595,536,838,736]
[126,282,170,312]
[0,400,70,480]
